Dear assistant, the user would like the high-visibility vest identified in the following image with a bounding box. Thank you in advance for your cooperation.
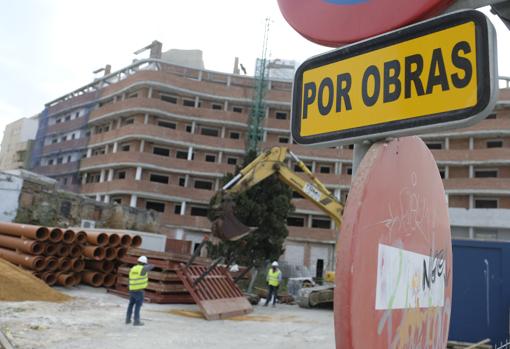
[267,269,281,287]
[129,264,148,291]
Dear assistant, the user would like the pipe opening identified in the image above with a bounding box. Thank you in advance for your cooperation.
[45,257,58,271]
[76,231,87,244]
[102,260,114,273]
[103,274,116,287]
[43,273,57,286]
[35,227,50,241]
[72,259,84,272]
[120,235,132,246]
[131,235,142,247]
[108,234,121,247]
[49,228,63,242]
[116,247,127,259]
[44,244,58,256]
[63,230,76,244]
[69,245,82,258]
[57,245,70,257]
[33,257,46,271]
[31,242,44,255]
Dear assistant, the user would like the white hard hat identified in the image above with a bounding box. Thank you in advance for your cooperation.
[271,261,279,267]
[138,256,148,264]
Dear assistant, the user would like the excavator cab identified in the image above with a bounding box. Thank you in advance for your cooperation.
[210,194,256,241]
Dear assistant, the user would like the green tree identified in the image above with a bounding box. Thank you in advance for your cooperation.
[208,150,294,268]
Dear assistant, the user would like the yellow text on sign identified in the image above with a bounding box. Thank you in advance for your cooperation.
[300,22,477,137]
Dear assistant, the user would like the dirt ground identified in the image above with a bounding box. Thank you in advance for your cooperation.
[0,286,334,349]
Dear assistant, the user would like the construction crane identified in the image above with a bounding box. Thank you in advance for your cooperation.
[246,18,271,153]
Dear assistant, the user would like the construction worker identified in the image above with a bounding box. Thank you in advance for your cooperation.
[264,261,282,307]
[125,255,153,326]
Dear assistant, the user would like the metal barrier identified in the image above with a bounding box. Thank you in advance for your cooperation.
[496,339,510,349]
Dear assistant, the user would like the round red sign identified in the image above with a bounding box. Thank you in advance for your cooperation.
[277,0,454,46]
[335,136,452,348]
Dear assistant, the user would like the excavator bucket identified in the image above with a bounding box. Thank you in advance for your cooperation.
[211,198,256,241]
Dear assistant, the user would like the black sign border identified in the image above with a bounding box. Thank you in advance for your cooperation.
[291,10,494,146]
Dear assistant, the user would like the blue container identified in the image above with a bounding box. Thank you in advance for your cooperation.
[450,239,510,344]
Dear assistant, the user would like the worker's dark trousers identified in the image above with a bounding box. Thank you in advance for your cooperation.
[265,285,278,306]
[126,290,144,323]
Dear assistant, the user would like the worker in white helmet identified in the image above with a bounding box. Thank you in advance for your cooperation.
[264,261,282,307]
[126,255,153,326]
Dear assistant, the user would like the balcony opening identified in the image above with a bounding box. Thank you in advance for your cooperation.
[146,201,165,212]
[278,137,289,144]
[205,154,216,163]
[229,131,240,139]
[194,180,213,190]
[190,206,208,217]
[312,217,332,229]
[200,127,219,137]
[212,103,223,110]
[426,142,444,150]
[158,121,176,129]
[183,99,195,107]
[474,198,498,209]
[185,125,193,133]
[319,166,331,174]
[474,169,498,178]
[276,111,288,120]
[153,147,170,157]
[176,151,188,159]
[116,171,126,180]
[232,106,243,113]
[178,177,186,187]
[438,167,445,179]
[161,94,177,104]
[346,167,353,175]
[287,216,305,227]
[292,191,304,199]
[57,157,63,164]
[150,174,169,184]
[121,145,130,152]
[487,140,503,148]
[227,157,237,165]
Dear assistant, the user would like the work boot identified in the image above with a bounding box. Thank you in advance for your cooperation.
[125,319,131,324]
[133,321,144,326]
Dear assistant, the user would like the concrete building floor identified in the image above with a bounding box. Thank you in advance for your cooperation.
[0,286,334,349]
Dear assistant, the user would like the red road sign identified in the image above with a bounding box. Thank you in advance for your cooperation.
[277,0,455,46]
[335,136,452,348]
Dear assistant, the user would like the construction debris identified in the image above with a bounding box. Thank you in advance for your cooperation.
[0,221,142,289]
[0,258,69,302]
[177,263,253,320]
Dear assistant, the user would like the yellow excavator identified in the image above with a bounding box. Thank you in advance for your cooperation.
[210,146,343,307]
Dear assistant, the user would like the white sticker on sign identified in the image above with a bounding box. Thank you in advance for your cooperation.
[375,244,446,310]
[303,183,321,202]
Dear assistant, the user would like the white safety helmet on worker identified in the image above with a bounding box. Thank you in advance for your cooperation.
[138,256,148,264]
[271,261,279,267]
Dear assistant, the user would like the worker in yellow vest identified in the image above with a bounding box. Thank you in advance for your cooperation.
[264,261,282,307]
[125,256,153,326]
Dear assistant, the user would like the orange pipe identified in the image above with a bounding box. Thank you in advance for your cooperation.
[120,234,132,247]
[69,244,82,258]
[85,231,108,246]
[115,247,128,260]
[58,257,72,272]
[62,229,76,244]
[45,256,59,271]
[131,235,142,247]
[104,247,116,261]
[75,230,87,245]
[41,272,57,286]
[49,228,63,243]
[85,260,114,273]
[70,258,84,272]
[43,243,58,256]
[103,273,117,288]
[83,246,105,260]
[108,233,121,247]
[0,235,44,255]
[82,271,104,287]
[0,222,49,241]
[56,244,70,257]
[72,273,82,286]
[56,273,74,287]
[0,247,46,271]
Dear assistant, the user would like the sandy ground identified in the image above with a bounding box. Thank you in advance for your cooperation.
[0,286,334,349]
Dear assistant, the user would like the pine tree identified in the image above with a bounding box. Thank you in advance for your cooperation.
[208,150,294,268]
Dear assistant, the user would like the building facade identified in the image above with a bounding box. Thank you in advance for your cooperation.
[23,51,510,275]
[0,116,38,170]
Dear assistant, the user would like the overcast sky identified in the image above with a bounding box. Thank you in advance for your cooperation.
[0,1,509,139]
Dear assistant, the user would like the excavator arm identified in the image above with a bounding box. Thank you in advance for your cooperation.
[211,147,343,240]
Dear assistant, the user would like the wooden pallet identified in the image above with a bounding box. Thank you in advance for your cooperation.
[177,264,253,320]
[109,285,194,304]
